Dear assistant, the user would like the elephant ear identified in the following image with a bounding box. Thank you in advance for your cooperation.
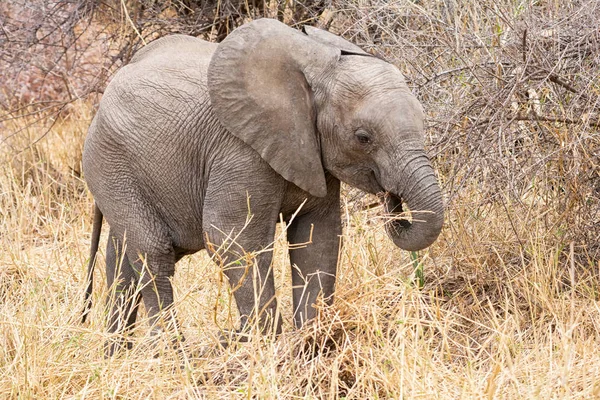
[208,19,340,198]
[302,25,370,56]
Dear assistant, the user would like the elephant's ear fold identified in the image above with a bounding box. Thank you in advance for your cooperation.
[302,25,370,56]
[208,19,340,198]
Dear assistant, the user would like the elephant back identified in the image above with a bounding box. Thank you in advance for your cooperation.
[130,35,217,66]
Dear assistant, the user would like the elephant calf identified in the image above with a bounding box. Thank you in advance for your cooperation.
[81,19,444,354]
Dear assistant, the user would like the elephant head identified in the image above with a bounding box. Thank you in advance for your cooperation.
[208,19,443,251]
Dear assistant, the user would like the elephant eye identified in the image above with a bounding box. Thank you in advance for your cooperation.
[355,131,372,145]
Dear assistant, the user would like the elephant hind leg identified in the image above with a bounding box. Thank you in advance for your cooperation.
[105,229,142,355]
[129,252,178,337]
[124,230,183,351]
[105,227,181,355]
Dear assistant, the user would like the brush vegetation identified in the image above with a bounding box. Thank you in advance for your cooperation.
[1,0,599,398]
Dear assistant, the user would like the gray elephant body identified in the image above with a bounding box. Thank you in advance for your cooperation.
[87,35,333,253]
[83,20,443,352]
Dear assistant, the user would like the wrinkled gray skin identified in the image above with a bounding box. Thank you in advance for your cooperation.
[82,19,444,354]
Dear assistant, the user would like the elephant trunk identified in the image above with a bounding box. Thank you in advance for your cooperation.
[382,152,444,251]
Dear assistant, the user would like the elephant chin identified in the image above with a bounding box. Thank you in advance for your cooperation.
[382,191,443,252]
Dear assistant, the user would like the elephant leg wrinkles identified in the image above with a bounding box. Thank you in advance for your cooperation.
[287,178,342,327]
[101,193,183,355]
[105,228,141,354]
[127,252,179,339]
[202,163,286,340]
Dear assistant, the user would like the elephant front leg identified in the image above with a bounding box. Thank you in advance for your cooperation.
[208,237,281,341]
[288,186,342,328]
[203,180,285,341]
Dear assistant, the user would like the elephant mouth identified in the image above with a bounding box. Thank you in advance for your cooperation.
[373,157,444,251]
[378,186,444,251]
[381,192,412,231]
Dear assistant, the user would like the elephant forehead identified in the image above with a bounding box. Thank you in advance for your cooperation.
[357,91,425,135]
[336,56,406,91]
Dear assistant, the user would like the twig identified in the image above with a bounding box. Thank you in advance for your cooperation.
[120,0,146,46]
[475,112,600,128]
[421,62,513,87]
[522,29,527,63]
[548,73,580,95]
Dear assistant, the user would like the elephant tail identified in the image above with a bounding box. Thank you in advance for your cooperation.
[82,203,103,324]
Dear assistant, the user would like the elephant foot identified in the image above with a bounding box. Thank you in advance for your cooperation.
[295,319,344,360]
[103,327,186,359]
[104,336,134,357]
[216,328,250,350]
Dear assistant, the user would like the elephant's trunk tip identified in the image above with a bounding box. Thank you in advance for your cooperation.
[383,192,444,252]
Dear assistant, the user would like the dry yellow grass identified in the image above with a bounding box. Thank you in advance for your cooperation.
[1,100,599,399]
